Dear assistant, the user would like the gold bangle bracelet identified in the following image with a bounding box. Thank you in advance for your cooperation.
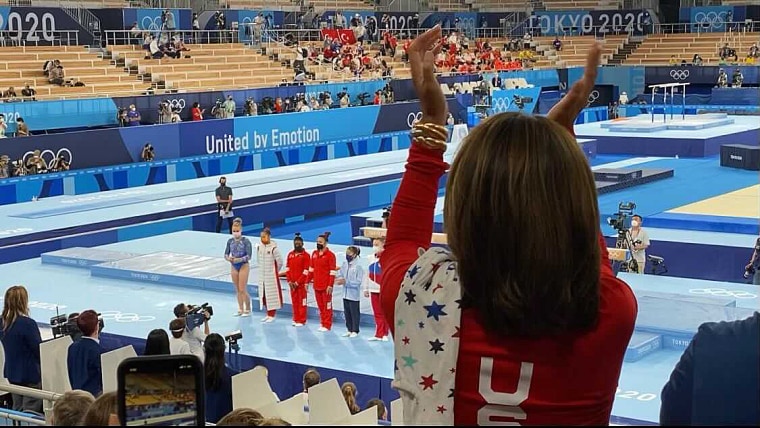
[413,137,447,151]
[412,126,449,142]
[414,123,449,140]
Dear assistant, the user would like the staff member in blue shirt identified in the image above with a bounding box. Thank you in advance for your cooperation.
[336,246,365,338]
[67,310,103,397]
[660,312,760,425]
[0,285,42,413]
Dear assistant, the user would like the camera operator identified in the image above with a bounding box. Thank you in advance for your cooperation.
[159,101,172,124]
[66,310,103,397]
[117,107,128,127]
[49,154,71,172]
[744,235,760,284]
[173,303,209,362]
[244,97,257,116]
[141,144,155,162]
[628,215,650,274]
[211,99,224,119]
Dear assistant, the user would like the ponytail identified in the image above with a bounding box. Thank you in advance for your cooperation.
[294,232,303,243]
[262,227,271,236]
[341,382,360,415]
[319,231,331,242]
[233,217,243,226]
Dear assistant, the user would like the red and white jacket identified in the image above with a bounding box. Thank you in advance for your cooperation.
[284,250,311,286]
[309,248,337,291]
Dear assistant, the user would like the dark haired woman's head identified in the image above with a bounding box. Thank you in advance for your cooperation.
[294,233,304,251]
[443,112,600,337]
[260,227,271,245]
[316,232,331,251]
[144,329,170,356]
[345,246,360,262]
[204,333,226,391]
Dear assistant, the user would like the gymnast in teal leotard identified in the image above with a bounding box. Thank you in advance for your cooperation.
[225,218,253,316]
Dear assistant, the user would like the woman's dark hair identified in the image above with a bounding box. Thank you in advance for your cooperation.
[294,232,303,243]
[204,333,227,391]
[318,231,331,242]
[144,329,170,356]
[347,246,360,256]
[444,112,600,337]
[261,227,271,236]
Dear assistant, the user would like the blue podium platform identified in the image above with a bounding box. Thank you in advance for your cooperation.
[577,115,760,158]
[0,140,464,264]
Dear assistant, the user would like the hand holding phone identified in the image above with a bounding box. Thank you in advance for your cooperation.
[117,355,205,426]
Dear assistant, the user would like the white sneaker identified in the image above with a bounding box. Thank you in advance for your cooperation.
[381,336,389,342]
[294,323,304,327]
[241,312,251,318]
[317,327,328,332]
[368,336,381,341]
[233,312,242,317]
[349,332,358,338]
[342,332,351,337]
[264,317,274,323]
[261,316,270,322]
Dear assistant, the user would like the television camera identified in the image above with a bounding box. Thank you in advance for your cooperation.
[607,202,639,273]
[50,310,104,341]
[185,303,214,330]
[357,92,371,106]
[512,95,534,111]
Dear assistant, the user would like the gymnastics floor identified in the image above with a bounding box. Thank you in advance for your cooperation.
[3,230,758,424]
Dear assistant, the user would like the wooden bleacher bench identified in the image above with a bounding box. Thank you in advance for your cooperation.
[361,227,629,261]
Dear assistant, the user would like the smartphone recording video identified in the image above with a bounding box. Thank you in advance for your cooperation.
[117,355,205,426]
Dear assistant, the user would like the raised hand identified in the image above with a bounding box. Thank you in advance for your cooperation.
[547,42,603,131]
[408,25,447,126]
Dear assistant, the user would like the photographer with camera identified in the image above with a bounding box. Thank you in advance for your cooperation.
[744,235,760,284]
[173,303,210,362]
[66,310,103,397]
[244,98,257,116]
[159,101,172,124]
[49,154,71,172]
[117,107,128,127]
[141,144,155,162]
[629,215,650,274]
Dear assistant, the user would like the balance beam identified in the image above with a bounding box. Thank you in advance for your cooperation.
[361,227,629,262]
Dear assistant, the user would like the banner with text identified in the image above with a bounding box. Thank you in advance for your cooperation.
[0,7,93,45]
[531,9,648,36]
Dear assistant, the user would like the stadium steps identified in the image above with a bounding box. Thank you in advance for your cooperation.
[531,0,546,11]
[608,39,643,66]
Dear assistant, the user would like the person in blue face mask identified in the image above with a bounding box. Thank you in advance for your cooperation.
[335,246,365,338]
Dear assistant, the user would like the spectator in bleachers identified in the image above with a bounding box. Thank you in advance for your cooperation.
[0,285,42,413]
[129,22,140,45]
[148,37,164,59]
[204,333,234,424]
[21,83,36,100]
[366,398,387,421]
[0,114,7,138]
[163,9,176,39]
[162,42,181,59]
[334,11,346,29]
[144,329,170,355]
[43,59,56,77]
[719,43,738,62]
[52,390,95,426]
[80,391,118,426]
[217,408,264,426]
[669,55,679,65]
[692,54,703,66]
[127,105,141,126]
[553,37,562,51]
[300,368,320,406]
[67,310,103,397]
[169,318,192,355]
[49,64,64,86]
[341,382,360,415]
[750,43,759,59]
[745,54,756,65]
[3,86,17,101]
[15,117,28,137]
[522,31,533,49]
[382,30,636,425]
[660,312,759,425]
[260,419,291,426]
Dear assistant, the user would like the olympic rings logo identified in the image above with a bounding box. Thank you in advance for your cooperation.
[23,148,72,170]
[670,69,690,81]
[689,288,757,299]
[491,96,510,112]
[587,90,600,106]
[99,310,157,323]
[694,11,728,29]
[407,112,423,128]
[167,99,186,112]
[141,16,162,32]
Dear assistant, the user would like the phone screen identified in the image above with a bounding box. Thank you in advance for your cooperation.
[119,356,203,426]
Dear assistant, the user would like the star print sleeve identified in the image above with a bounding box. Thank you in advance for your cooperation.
[381,143,448,335]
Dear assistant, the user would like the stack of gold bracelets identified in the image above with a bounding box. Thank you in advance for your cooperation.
[411,121,449,152]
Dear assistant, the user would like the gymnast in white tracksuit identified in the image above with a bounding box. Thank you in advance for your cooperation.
[257,227,284,323]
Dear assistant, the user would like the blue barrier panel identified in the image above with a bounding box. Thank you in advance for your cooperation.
[0,98,118,134]
[122,8,191,31]
[689,6,733,32]
[645,66,760,86]
[0,7,93,45]
[489,87,542,114]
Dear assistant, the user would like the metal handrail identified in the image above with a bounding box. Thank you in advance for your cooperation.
[0,383,62,402]
[0,409,46,426]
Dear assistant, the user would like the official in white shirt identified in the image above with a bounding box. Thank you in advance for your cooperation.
[169,318,192,356]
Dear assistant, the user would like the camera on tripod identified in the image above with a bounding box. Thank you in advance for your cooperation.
[186,303,213,330]
[607,202,636,233]
[50,311,104,341]
[357,92,370,105]
[512,95,534,110]
[260,97,274,114]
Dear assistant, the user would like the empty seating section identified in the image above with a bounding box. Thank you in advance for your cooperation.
[0,46,147,99]
[470,0,529,12]
[108,43,305,91]
[538,35,627,66]
[721,0,760,5]
[626,32,760,65]
[543,0,622,10]
[303,0,374,10]
[426,0,469,12]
